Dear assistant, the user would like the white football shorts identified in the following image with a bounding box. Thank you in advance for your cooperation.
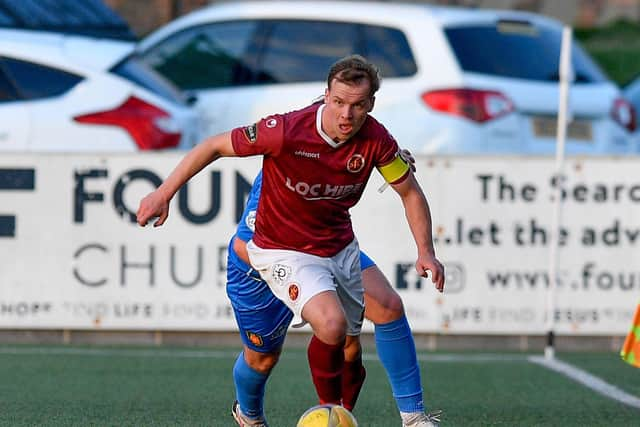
[246,239,364,335]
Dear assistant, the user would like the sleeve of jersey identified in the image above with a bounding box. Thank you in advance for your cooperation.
[231,114,285,157]
[376,134,410,185]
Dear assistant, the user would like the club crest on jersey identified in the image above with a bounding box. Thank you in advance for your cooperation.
[346,154,365,173]
[272,264,292,285]
[246,331,263,347]
[243,123,258,143]
[288,283,300,301]
[245,210,256,232]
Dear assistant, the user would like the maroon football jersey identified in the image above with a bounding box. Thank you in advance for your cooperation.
[231,102,407,257]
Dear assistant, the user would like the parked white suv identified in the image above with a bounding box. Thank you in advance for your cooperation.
[0,30,199,152]
[135,1,635,155]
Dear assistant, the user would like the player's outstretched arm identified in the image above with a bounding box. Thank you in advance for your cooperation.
[136,131,236,227]
[391,173,445,293]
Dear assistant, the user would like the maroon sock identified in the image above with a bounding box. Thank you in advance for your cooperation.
[341,357,366,411]
[307,335,344,405]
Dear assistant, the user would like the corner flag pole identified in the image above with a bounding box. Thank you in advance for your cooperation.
[545,26,572,360]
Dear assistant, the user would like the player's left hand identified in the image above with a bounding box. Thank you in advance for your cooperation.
[416,253,445,293]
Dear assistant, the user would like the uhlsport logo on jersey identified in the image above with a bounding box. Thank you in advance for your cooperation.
[285,177,364,200]
[288,283,300,301]
[346,154,365,173]
[294,150,320,159]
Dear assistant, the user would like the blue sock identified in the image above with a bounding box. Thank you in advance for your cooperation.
[233,352,268,419]
[374,315,425,413]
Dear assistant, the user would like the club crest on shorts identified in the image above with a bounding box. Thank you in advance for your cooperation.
[288,283,300,301]
[346,154,365,173]
[246,331,263,347]
[271,264,291,285]
[243,123,258,143]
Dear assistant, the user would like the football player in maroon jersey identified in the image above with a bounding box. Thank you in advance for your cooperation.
[137,55,444,427]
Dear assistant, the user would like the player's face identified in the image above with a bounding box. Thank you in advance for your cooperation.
[323,79,374,143]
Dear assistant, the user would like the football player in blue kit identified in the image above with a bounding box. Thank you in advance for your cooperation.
[228,170,441,427]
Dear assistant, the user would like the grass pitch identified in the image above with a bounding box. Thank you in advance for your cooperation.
[0,345,638,426]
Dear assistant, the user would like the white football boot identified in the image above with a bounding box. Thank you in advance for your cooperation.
[401,409,443,427]
[232,400,269,427]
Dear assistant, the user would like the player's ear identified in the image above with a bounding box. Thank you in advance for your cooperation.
[368,96,376,112]
[324,88,329,103]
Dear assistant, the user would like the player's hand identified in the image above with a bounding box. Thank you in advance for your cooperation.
[399,148,416,173]
[136,190,169,227]
[416,253,445,293]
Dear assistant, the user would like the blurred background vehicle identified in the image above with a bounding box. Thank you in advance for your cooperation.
[0,29,199,152]
[622,74,640,150]
[134,1,635,155]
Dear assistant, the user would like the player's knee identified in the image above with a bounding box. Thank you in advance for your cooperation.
[363,267,405,324]
[383,292,405,321]
[244,348,281,374]
[315,316,348,345]
[368,291,405,324]
[303,296,348,344]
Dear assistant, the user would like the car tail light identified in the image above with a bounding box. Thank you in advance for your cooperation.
[421,88,514,123]
[611,97,636,132]
[74,96,181,150]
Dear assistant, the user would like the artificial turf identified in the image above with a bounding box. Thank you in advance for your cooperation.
[0,345,638,426]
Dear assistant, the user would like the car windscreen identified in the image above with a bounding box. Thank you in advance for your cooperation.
[444,21,607,83]
[110,55,187,104]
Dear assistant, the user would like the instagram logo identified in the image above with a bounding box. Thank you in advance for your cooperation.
[395,262,465,293]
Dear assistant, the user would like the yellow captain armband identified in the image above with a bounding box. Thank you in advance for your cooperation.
[377,154,410,184]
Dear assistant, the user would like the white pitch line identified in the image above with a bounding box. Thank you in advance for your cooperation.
[414,353,528,363]
[529,355,640,409]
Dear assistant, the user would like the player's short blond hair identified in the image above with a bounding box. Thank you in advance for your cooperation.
[327,54,380,97]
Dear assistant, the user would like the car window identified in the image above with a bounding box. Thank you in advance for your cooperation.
[141,20,259,90]
[0,9,16,26]
[256,20,417,84]
[257,20,360,84]
[142,19,418,90]
[444,22,607,83]
[111,55,186,105]
[361,25,417,78]
[0,57,83,100]
[0,68,18,102]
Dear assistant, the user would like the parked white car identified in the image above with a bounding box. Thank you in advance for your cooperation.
[0,29,199,152]
[135,1,635,155]
[622,75,640,152]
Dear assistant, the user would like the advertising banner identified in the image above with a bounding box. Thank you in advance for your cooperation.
[354,156,640,335]
[0,154,260,330]
[1,154,638,334]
